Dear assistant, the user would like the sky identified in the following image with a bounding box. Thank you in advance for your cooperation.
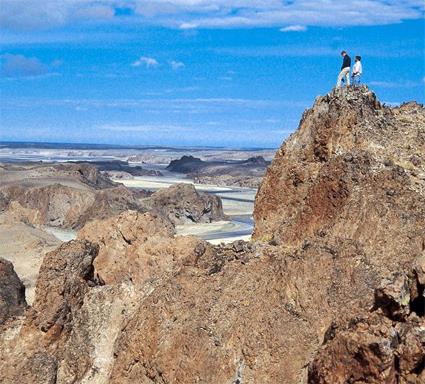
[0,1,424,148]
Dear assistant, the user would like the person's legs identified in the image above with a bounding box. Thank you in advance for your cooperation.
[354,75,361,85]
[337,68,350,87]
[345,68,350,86]
[337,70,345,87]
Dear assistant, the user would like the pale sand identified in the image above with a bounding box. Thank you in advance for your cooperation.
[0,219,61,304]
[117,176,235,192]
[175,220,252,244]
[44,226,77,242]
[221,200,254,216]
[207,235,251,245]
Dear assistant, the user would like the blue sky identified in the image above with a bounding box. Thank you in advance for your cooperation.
[0,1,424,148]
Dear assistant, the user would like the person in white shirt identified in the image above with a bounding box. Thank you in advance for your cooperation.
[352,56,362,86]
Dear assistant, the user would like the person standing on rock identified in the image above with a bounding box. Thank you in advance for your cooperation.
[352,56,362,86]
[336,50,351,87]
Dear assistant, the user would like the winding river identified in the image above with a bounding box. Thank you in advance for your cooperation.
[41,167,256,245]
[118,169,256,244]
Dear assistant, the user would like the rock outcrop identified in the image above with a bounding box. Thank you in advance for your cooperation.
[54,163,116,189]
[0,86,424,383]
[167,155,269,188]
[26,240,100,336]
[254,87,425,245]
[309,260,425,384]
[146,183,227,224]
[166,155,206,173]
[0,240,102,384]
[0,163,138,229]
[0,258,26,325]
[78,211,177,284]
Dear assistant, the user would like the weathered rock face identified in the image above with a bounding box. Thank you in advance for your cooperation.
[146,183,227,224]
[308,261,425,384]
[0,240,101,384]
[0,183,96,228]
[0,213,217,384]
[26,240,100,336]
[73,185,144,228]
[0,258,26,325]
[78,211,180,284]
[109,88,424,383]
[254,86,425,246]
[0,162,142,229]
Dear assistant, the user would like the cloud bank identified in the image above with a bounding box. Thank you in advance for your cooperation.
[0,0,424,31]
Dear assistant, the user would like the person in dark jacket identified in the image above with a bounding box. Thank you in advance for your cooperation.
[336,50,351,87]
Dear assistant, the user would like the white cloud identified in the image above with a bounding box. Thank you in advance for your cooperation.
[132,56,159,68]
[179,22,198,30]
[0,53,49,77]
[170,60,185,70]
[280,25,307,32]
[0,1,423,30]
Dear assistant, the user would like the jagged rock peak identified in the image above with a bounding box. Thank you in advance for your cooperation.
[254,85,425,243]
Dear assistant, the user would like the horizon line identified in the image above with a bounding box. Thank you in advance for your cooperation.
[0,140,278,151]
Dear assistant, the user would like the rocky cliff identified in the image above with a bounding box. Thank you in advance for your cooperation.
[254,86,425,245]
[0,86,424,383]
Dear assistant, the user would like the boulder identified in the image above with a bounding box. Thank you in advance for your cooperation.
[146,183,227,225]
[0,258,26,325]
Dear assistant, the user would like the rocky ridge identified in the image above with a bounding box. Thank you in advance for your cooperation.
[0,86,424,383]
[167,155,269,188]
[0,163,225,229]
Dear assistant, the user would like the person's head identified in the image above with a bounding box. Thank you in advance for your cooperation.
[355,55,361,62]
[341,50,347,57]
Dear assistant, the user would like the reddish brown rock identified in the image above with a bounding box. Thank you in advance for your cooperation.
[254,86,425,248]
[0,258,26,325]
[308,264,425,384]
[26,240,100,338]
